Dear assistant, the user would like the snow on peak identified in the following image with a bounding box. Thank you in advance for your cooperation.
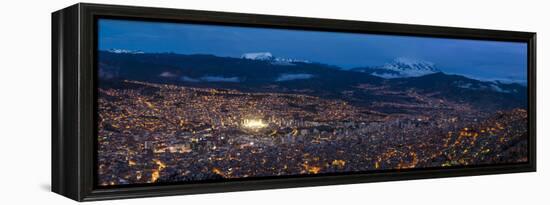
[383,58,438,72]
[107,49,145,54]
[241,52,311,65]
[241,52,274,60]
[372,57,439,78]
[273,57,310,64]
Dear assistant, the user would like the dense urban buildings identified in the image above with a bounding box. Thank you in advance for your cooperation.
[97,80,527,186]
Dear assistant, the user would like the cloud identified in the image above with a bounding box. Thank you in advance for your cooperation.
[200,76,241,82]
[180,75,241,83]
[447,72,527,86]
[159,71,177,78]
[275,73,314,82]
[180,76,200,82]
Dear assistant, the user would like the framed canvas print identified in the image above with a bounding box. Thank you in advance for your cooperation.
[52,3,536,201]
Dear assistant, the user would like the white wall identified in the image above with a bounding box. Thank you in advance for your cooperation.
[0,0,546,204]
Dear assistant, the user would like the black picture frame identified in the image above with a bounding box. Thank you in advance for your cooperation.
[52,3,536,201]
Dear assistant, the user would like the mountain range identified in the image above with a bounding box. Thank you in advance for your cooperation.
[350,57,440,78]
[241,52,311,66]
[98,50,527,111]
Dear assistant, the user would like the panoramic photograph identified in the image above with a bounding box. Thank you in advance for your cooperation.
[96,19,528,186]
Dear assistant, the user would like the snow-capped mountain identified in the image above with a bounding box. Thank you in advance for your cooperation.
[99,50,527,111]
[382,58,439,74]
[107,48,145,54]
[351,58,440,78]
[241,52,310,65]
[241,52,274,60]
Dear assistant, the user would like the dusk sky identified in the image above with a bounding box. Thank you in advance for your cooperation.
[98,19,527,83]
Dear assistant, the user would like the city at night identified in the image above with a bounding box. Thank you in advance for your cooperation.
[96,19,528,186]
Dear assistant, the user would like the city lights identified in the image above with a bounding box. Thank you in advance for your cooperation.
[97,81,528,186]
[242,119,268,130]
